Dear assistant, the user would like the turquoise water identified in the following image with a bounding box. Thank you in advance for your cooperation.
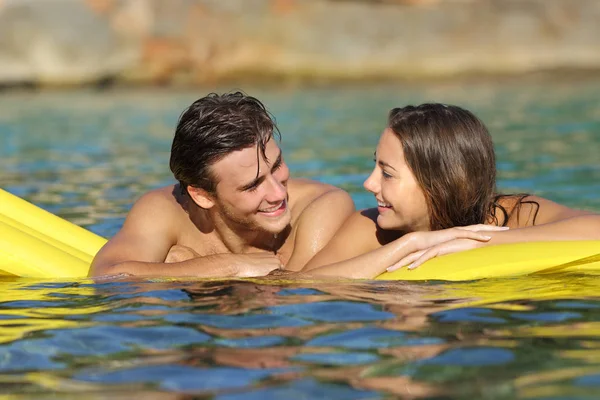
[1,79,600,398]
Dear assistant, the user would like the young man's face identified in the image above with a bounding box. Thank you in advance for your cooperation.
[209,138,291,235]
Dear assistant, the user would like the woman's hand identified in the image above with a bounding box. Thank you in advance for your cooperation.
[388,224,509,272]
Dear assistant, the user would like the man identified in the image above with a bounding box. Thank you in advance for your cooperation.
[90,92,355,278]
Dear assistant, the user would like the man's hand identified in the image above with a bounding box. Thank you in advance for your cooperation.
[165,245,282,278]
[229,253,283,278]
[388,224,510,272]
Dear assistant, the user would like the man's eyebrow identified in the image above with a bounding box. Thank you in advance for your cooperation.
[238,151,282,191]
[239,175,265,191]
[271,152,282,171]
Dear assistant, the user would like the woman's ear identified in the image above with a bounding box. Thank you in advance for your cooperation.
[187,186,215,209]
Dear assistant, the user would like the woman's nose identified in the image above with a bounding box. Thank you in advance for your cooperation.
[363,168,379,194]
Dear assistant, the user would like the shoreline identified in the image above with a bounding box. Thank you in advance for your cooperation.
[1,68,600,93]
[1,0,599,88]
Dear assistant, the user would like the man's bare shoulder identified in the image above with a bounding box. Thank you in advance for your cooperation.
[126,185,187,222]
[281,179,356,271]
[289,177,339,192]
[288,178,353,213]
[91,185,186,275]
[344,208,379,234]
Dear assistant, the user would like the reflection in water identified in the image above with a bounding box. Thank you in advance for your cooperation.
[1,276,600,397]
[1,79,600,397]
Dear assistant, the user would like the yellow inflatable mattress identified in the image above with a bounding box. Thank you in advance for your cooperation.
[0,189,106,278]
[1,188,599,280]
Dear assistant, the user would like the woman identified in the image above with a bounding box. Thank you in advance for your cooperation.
[303,104,600,278]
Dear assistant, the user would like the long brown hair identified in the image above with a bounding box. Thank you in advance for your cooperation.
[388,103,522,230]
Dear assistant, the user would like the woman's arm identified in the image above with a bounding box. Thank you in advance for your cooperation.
[303,209,503,279]
[483,195,600,243]
[389,196,600,271]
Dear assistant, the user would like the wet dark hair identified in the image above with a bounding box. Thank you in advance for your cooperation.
[387,103,537,230]
[169,92,281,194]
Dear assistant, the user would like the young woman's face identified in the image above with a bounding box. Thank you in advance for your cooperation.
[363,128,430,232]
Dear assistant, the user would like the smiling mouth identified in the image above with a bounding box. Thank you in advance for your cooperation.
[377,200,392,209]
[258,199,287,216]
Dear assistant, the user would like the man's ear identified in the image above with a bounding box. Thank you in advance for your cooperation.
[187,186,215,209]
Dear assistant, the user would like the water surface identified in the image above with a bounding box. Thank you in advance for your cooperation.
[1,78,600,398]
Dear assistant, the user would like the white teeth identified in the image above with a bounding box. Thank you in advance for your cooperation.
[377,201,391,208]
[259,202,283,213]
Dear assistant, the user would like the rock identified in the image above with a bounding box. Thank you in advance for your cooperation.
[0,0,598,86]
[0,0,140,85]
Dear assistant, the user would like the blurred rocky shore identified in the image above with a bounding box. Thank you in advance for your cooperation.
[0,0,599,86]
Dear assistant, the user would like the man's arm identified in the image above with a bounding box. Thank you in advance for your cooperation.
[90,190,281,278]
[89,190,179,276]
